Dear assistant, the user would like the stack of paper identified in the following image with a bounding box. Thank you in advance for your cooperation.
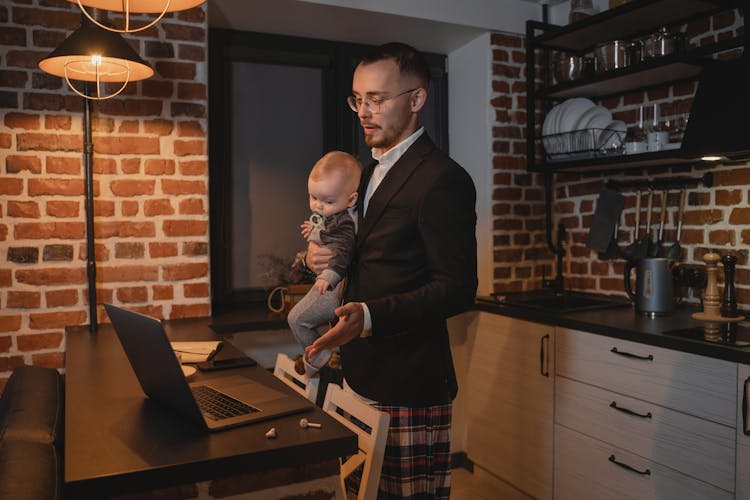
[170,341,222,363]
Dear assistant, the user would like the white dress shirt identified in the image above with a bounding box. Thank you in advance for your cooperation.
[360,127,424,335]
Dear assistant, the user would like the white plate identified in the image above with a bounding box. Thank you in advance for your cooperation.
[585,107,613,132]
[575,105,611,131]
[182,365,197,378]
[543,103,564,136]
[557,98,596,133]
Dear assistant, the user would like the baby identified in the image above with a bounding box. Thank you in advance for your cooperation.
[287,150,361,376]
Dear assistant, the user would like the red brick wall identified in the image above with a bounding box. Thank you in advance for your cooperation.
[491,10,747,305]
[0,0,209,388]
[490,32,555,293]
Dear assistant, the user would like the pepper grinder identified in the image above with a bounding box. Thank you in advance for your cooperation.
[721,253,739,339]
[693,252,744,341]
[701,252,722,340]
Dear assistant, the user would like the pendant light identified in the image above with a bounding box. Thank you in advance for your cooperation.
[38,16,153,100]
[68,0,206,33]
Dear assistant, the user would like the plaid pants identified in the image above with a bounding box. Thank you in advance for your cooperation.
[347,402,453,499]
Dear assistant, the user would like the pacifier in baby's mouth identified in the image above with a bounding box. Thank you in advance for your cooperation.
[309,212,325,228]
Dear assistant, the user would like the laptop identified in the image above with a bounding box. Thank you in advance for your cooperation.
[104,304,311,431]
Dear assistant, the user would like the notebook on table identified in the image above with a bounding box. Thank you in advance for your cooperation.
[104,304,311,432]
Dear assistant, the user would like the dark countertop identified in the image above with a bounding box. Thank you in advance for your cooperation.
[476,295,750,365]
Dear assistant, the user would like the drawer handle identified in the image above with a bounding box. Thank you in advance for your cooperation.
[744,376,749,436]
[610,347,653,361]
[610,401,652,419]
[540,334,550,377]
[608,454,651,476]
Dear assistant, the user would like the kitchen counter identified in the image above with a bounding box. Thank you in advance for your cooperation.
[476,295,750,364]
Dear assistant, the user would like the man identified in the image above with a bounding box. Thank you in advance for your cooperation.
[306,42,477,499]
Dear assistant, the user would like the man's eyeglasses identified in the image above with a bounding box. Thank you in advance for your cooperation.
[346,88,418,114]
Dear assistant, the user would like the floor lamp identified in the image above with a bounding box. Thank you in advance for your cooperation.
[39,14,153,333]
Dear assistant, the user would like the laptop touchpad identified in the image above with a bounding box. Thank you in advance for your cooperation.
[210,375,289,403]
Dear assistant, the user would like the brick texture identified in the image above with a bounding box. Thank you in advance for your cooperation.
[494,10,748,306]
[0,3,209,378]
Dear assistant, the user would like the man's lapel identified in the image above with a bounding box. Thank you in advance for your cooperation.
[357,134,434,246]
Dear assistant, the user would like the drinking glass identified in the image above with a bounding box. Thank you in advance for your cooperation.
[645,103,669,151]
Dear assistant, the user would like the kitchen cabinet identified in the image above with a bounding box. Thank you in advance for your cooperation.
[464,312,554,500]
[738,363,750,499]
[524,0,743,172]
[555,327,737,499]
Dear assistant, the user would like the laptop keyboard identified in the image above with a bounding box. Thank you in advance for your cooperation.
[192,385,258,421]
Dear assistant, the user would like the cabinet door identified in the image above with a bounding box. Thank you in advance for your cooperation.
[465,312,554,500]
[738,364,750,499]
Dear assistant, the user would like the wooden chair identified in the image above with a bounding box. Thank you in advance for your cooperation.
[322,383,390,500]
[273,352,320,403]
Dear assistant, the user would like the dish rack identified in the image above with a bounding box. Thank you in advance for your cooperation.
[542,128,626,161]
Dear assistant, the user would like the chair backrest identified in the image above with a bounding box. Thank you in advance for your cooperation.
[322,383,390,500]
[273,353,320,403]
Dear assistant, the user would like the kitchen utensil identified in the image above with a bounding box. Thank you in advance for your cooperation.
[624,257,677,316]
[650,189,668,257]
[643,27,684,59]
[624,40,642,66]
[553,52,589,83]
[594,40,628,72]
[636,189,654,259]
[665,188,686,260]
[619,189,641,262]
[587,186,624,253]
[598,220,620,260]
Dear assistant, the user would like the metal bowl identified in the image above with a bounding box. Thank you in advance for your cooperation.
[643,27,684,59]
[594,40,628,72]
[552,53,589,83]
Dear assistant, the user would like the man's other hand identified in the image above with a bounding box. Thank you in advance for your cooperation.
[305,302,364,358]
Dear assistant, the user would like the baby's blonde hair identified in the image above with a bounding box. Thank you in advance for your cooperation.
[309,151,362,194]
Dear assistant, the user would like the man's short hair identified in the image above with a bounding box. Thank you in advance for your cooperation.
[360,42,431,90]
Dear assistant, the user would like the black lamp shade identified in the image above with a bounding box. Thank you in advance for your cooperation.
[38,20,153,82]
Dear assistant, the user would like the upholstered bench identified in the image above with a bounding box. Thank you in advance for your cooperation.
[0,365,64,500]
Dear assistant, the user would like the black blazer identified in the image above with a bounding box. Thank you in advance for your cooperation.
[342,133,478,406]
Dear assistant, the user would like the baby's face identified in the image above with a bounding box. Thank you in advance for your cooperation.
[308,173,354,217]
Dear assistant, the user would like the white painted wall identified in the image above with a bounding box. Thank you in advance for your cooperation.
[448,33,494,297]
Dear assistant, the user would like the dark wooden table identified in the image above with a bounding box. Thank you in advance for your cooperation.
[64,318,356,498]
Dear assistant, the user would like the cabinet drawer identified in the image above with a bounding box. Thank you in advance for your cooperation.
[555,424,733,500]
[556,328,736,426]
[556,376,735,492]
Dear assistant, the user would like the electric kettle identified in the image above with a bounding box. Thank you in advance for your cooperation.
[624,258,676,316]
